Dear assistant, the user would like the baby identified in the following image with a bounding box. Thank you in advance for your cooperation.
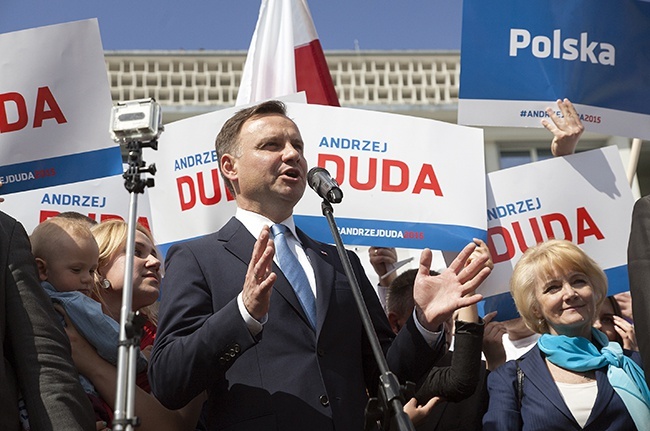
[30,217,147,424]
[31,216,98,297]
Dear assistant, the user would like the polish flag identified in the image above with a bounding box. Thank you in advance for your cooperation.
[236,0,340,106]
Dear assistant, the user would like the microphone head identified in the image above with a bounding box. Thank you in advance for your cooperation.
[307,167,343,204]
[307,166,326,189]
[327,187,343,204]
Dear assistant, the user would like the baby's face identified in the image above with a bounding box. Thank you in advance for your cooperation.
[45,234,99,296]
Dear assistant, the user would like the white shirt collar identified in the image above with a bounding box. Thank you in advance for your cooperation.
[235,208,299,242]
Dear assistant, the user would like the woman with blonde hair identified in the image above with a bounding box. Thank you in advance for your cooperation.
[483,239,650,430]
[59,219,205,430]
[92,220,161,346]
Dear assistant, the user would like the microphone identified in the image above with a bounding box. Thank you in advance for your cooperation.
[307,167,343,204]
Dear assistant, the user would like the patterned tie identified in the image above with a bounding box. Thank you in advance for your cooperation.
[271,224,317,330]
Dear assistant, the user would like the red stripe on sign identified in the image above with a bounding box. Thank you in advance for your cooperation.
[294,39,340,106]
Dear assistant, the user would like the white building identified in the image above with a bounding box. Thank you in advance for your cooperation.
[105,50,645,196]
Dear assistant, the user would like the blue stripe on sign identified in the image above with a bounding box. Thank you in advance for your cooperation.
[157,234,205,261]
[481,264,630,321]
[294,214,486,251]
[157,218,487,257]
[0,147,123,195]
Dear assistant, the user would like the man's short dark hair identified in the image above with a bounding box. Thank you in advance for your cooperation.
[215,100,288,194]
[386,268,440,321]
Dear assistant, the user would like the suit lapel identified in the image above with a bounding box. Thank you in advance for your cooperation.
[519,346,577,425]
[584,368,615,428]
[220,218,312,329]
[220,218,255,263]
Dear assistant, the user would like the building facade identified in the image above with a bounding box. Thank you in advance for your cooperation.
[105,50,645,196]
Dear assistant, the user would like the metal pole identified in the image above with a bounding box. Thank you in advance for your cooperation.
[320,201,415,431]
[112,139,157,431]
[628,138,643,187]
[113,190,140,431]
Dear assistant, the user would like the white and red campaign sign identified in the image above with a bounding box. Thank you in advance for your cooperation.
[0,173,153,236]
[146,106,240,255]
[290,104,486,250]
[147,102,486,256]
[0,19,123,195]
[481,145,634,300]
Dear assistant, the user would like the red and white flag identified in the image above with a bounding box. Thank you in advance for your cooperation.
[236,0,340,106]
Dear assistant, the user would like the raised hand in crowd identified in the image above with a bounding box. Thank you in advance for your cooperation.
[595,295,638,351]
[612,315,638,351]
[613,291,634,321]
[368,246,399,287]
[413,241,491,331]
[481,311,507,371]
[411,251,490,430]
[541,98,584,156]
[465,238,494,271]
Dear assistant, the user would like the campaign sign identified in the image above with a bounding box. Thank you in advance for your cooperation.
[145,106,240,255]
[0,173,153,236]
[481,146,634,305]
[147,102,486,256]
[291,104,486,251]
[458,0,650,140]
[0,19,123,194]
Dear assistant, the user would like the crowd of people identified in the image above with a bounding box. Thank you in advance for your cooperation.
[1,98,648,431]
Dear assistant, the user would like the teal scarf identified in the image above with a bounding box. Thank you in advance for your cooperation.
[538,328,650,429]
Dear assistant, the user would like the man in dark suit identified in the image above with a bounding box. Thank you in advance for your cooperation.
[628,194,650,383]
[149,100,490,430]
[0,211,95,431]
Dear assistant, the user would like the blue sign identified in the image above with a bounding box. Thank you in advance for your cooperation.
[459,0,650,139]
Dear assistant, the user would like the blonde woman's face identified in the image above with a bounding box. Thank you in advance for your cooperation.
[102,230,161,310]
[533,269,596,338]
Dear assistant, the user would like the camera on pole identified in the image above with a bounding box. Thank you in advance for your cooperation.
[109,98,162,431]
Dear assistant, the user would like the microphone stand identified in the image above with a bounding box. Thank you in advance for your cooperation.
[319,200,415,431]
[112,138,157,431]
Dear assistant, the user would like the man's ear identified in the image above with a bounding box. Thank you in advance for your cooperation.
[220,154,237,182]
[35,258,48,281]
[387,311,401,335]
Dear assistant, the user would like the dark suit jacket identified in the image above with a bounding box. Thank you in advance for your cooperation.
[150,217,441,431]
[0,211,94,431]
[483,345,639,431]
[628,194,650,383]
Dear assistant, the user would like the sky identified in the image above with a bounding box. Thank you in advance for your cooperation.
[0,1,463,51]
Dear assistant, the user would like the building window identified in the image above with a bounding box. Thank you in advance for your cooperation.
[499,148,553,169]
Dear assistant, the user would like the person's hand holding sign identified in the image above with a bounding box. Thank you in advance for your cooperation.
[542,98,584,156]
